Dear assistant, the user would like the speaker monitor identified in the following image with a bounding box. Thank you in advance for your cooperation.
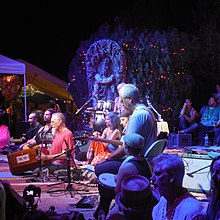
[182,155,212,193]
[168,134,192,147]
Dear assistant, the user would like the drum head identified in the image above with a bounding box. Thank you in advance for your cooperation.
[98,173,116,188]
[93,111,106,133]
[105,100,114,112]
[97,100,106,111]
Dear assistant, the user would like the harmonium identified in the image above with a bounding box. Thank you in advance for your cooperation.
[7,149,40,175]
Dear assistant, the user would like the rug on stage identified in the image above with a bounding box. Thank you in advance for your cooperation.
[0,153,99,219]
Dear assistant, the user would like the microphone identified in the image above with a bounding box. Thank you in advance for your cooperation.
[186,173,194,178]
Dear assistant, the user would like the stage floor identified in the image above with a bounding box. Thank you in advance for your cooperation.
[0,154,99,219]
[1,146,213,219]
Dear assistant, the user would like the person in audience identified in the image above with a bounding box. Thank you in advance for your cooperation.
[21,210,49,220]
[213,83,220,99]
[38,112,75,174]
[217,97,220,109]
[114,82,126,115]
[178,98,199,134]
[21,108,55,155]
[197,96,220,146]
[119,109,132,135]
[94,133,155,219]
[0,179,6,220]
[0,116,11,150]
[107,175,158,220]
[213,82,220,107]
[86,111,121,166]
[151,153,205,220]
[94,84,157,218]
[206,155,220,219]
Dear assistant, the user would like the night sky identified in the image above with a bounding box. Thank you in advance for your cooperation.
[1,1,197,82]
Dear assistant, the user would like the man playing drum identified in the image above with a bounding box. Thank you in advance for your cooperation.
[94,133,154,219]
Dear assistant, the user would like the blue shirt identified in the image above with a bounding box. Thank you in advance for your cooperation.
[200,106,220,126]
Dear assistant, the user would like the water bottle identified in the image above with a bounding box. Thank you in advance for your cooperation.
[40,167,49,182]
[204,134,209,147]
[87,149,94,164]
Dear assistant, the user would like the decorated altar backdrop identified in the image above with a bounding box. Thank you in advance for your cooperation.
[0,54,27,121]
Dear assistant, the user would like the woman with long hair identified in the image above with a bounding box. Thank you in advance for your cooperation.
[87,112,121,166]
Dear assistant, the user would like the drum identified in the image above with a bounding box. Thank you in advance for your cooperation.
[98,173,116,190]
[93,111,106,133]
[104,100,114,112]
[97,100,106,111]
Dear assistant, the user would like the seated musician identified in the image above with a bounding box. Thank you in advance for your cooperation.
[86,112,121,166]
[94,133,156,219]
[119,109,132,136]
[15,110,44,148]
[20,108,55,155]
[37,112,75,174]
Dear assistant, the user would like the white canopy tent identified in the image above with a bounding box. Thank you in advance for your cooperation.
[0,54,27,121]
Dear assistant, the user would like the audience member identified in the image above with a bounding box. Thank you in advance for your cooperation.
[22,108,55,154]
[151,153,205,220]
[21,210,49,220]
[178,98,198,134]
[213,82,220,107]
[197,96,220,146]
[114,82,126,114]
[94,133,154,219]
[86,112,121,166]
[94,84,157,209]
[0,116,10,150]
[213,83,220,99]
[1,180,26,220]
[38,112,75,174]
[206,155,220,219]
[0,180,6,220]
[107,175,158,220]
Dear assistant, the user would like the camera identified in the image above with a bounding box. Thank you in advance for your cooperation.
[23,185,41,211]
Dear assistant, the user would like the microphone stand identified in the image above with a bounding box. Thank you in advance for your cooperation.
[47,141,85,197]
[186,164,210,177]
[75,96,94,115]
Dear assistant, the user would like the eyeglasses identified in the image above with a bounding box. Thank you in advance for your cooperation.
[120,97,130,104]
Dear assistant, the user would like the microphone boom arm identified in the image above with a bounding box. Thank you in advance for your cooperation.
[75,96,93,115]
